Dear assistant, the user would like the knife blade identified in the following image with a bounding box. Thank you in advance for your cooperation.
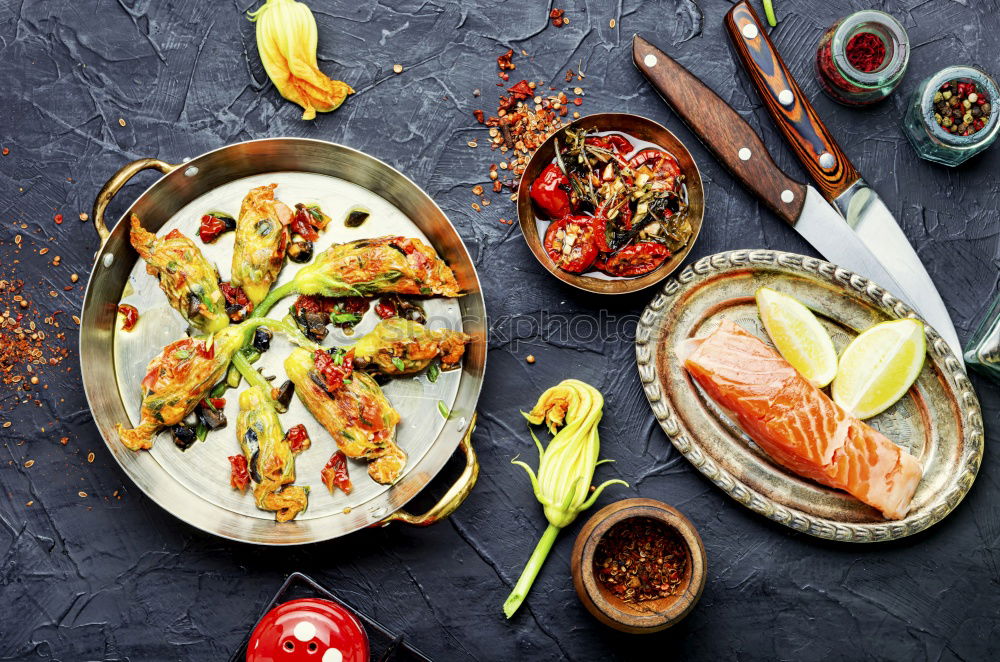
[724,1,962,359]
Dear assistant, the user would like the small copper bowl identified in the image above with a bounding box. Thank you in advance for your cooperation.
[517,113,704,294]
[571,498,706,633]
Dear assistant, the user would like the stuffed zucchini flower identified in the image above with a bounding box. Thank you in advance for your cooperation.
[352,318,471,376]
[231,184,293,306]
[235,386,308,522]
[130,215,228,334]
[253,236,461,318]
[284,347,405,484]
[248,0,354,120]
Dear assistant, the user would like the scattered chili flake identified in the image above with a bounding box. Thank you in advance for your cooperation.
[54,214,63,225]
[593,517,688,603]
[60,437,69,445]
[550,8,565,27]
[117,304,139,331]
[1,147,8,156]
[79,212,89,221]
[473,109,485,124]
[321,450,353,494]
[472,184,484,196]
[497,49,515,71]
[87,452,95,463]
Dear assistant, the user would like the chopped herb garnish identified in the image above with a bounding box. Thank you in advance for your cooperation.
[196,421,208,442]
[427,362,440,383]
[391,356,406,371]
[437,400,451,419]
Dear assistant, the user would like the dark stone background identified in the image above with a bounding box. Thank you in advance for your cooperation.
[1,0,998,659]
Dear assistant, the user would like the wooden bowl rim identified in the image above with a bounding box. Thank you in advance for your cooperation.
[516,112,705,295]
[571,498,707,632]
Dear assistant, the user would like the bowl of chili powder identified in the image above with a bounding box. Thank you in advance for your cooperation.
[571,498,707,633]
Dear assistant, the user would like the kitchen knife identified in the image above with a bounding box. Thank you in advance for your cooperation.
[630,36,962,359]
[723,1,962,359]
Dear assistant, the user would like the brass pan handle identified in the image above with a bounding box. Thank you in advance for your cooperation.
[380,413,479,527]
[92,158,178,247]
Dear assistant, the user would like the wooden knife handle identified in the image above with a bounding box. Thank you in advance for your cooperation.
[632,35,806,225]
[725,1,860,202]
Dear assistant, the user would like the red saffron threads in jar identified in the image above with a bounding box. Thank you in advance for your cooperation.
[845,32,885,73]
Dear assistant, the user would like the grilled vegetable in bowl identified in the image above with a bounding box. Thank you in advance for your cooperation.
[234,386,309,522]
[284,347,405,484]
[231,184,293,306]
[252,236,461,318]
[531,126,692,277]
[129,215,228,333]
[352,318,471,376]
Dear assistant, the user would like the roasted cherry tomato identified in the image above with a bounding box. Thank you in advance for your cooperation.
[246,598,369,662]
[321,451,353,495]
[290,205,319,241]
[284,424,311,453]
[530,163,572,219]
[543,216,599,273]
[600,242,671,277]
[117,304,139,331]
[313,349,354,394]
[228,455,250,491]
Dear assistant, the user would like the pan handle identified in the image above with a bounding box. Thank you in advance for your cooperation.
[92,158,178,247]
[379,413,479,527]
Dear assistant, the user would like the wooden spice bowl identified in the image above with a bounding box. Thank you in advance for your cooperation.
[517,112,705,295]
[571,498,706,633]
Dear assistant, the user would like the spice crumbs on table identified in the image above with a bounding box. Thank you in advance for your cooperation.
[87,452,95,463]
[70,274,78,283]
[60,437,69,445]
[26,501,33,507]
[24,460,34,468]
[72,315,81,325]
[78,491,88,498]
[526,354,536,364]
[609,18,616,29]
[1,147,8,155]
[2,422,10,428]
[118,118,126,127]
[79,212,89,221]
[54,214,63,225]
[471,203,481,212]
[472,184,484,196]
[467,140,478,148]
[39,247,49,255]
[392,63,403,74]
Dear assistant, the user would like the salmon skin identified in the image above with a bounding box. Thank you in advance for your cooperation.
[683,321,922,520]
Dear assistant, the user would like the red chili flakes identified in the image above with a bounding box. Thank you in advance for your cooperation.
[473,109,485,124]
[1,147,8,156]
[594,517,688,603]
[54,214,63,225]
[508,80,534,100]
[550,8,565,27]
[320,451,352,495]
[497,49,515,71]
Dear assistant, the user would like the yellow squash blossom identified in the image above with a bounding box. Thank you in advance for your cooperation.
[248,0,354,120]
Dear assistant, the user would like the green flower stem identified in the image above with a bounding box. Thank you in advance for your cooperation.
[763,0,777,26]
[251,280,299,319]
[503,523,561,619]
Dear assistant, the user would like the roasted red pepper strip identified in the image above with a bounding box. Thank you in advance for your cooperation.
[284,424,311,452]
[313,349,355,393]
[530,163,572,219]
[117,304,139,331]
[228,454,250,491]
[321,451,353,495]
[627,148,664,170]
[586,134,633,156]
[543,216,599,273]
[600,242,671,277]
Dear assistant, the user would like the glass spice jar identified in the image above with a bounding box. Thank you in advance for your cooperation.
[902,65,999,167]
[965,287,1000,383]
[815,10,909,106]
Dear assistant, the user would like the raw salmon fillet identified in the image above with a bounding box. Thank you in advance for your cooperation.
[683,321,922,520]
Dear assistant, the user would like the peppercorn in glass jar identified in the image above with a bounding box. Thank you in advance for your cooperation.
[815,10,909,106]
[902,65,999,167]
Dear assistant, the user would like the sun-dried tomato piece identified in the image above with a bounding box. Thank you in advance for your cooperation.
[320,451,352,495]
[228,455,250,491]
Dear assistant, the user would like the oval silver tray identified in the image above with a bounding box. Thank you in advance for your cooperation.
[635,250,983,542]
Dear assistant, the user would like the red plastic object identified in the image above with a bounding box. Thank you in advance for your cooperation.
[246,598,369,662]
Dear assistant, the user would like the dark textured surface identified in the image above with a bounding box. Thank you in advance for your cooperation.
[1,0,998,659]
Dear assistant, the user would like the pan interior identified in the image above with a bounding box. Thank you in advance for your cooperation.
[114,172,463,521]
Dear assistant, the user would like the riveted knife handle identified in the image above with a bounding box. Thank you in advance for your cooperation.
[725,1,860,202]
[632,35,806,225]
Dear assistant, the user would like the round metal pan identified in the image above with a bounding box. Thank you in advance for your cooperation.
[636,250,983,542]
[80,138,486,545]
[517,113,704,294]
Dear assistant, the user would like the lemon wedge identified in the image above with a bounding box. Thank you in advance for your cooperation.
[756,287,838,387]
[832,319,926,419]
